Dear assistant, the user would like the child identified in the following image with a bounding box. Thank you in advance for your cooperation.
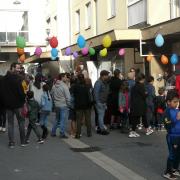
[118,81,129,133]
[25,91,44,144]
[163,90,180,179]
[155,87,166,130]
[40,84,53,140]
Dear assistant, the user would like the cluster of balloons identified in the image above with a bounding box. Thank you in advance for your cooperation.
[65,47,79,59]
[99,35,112,57]
[16,36,26,63]
[49,37,58,60]
[146,53,179,65]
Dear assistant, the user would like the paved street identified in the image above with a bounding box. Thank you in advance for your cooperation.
[0,114,168,180]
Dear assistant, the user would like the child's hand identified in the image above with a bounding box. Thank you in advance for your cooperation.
[177,112,180,120]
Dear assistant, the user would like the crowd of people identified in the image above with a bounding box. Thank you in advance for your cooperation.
[0,62,180,179]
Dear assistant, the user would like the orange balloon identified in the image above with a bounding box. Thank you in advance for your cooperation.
[19,54,25,63]
[146,55,153,62]
[17,48,24,55]
[161,55,168,65]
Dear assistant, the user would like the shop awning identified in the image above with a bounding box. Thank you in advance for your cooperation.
[61,29,141,54]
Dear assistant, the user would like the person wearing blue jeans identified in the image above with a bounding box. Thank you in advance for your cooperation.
[51,73,71,138]
[51,106,68,136]
[94,70,110,135]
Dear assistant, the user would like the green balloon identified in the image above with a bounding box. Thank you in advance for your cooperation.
[89,47,95,56]
[16,36,26,48]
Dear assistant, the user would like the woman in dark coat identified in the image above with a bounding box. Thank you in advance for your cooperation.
[129,73,153,138]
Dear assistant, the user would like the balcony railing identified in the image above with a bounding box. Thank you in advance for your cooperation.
[0,31,29,44]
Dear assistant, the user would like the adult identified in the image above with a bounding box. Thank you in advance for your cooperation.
[72,74,92,138]
[94,70,110,135]
[51,73,71,138]
[108,69,122,128]
[0,63,26,148]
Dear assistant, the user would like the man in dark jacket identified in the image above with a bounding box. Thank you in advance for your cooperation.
[73,74,92,138]
[94,70,110,135]
[0,63,26,148]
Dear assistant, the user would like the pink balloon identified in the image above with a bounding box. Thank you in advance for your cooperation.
[73,51,78,59]
[81,47,88,56]
[119,48,125,56]
[34,47,42,56]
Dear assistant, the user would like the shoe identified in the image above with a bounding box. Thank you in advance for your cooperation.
[129,131,140,138]
[163,172,177,179]
[8,142,15,148]
[21,143,28,147]
[146,129,153,136]
[60,134,68,139]
[100,130,109,135]
[0,127,2,131]
[70,134,76,138]
[2,128,6,132]
[37,139,44,144]
[25,139,30,144]
[51,134,56,137]
[173,170,180,177]
[75,135,80,139]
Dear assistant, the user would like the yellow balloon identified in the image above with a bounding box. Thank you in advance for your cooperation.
[102,35,112,48]
[100,48,107,57]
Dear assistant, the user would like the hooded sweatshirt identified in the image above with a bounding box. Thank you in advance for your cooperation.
[51,80,71,108]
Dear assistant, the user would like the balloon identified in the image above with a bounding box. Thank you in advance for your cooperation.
[16,36,26,48]
[73,51,78,59]
[51,48,58,57]
[146,54,153,62]
[17,48,24,55]
[99,48,107,57]
[81,47,89,56]
[19,54,25,63]
[89,47,95,56]
[119,48,125,56]
[34,47,42,57]
[161,55,168,64]
[102,35,112,48]
[155,34,164,47]
[170,53,178,65]
[49,37,58,48]
[77,35,86,48]
[65,47,72,56]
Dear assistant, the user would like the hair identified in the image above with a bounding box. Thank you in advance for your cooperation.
[43,84,50,101]
[120,81,129,93]
[34,74,42,89]
[135,73,145,82]
[166,89,179,102]
[57,73,66,80]
[10,62,18,70]
[158,87,165,95]
[113,69,120,77]
[130,68,136,72]
[77,73,85,84]
[147,76,154,83]
[100,70,109,77]
[27,91,34,100]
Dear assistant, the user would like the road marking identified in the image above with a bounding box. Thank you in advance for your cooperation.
[63,138,147,180]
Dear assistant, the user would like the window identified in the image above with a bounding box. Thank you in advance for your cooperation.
[107,0,116,19]
[170,0,180,19]
[128,0,147,27]
[75,10,80,33]
[85,2,91,29]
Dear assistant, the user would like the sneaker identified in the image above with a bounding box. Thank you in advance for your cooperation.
[100,130,109,135]
[163,172,177,179]
[146,129,154,136]
[21,143,28,147]
[37,139,44,144]
[129,131,140,138]
[25,139,30,144]
[8,142,15,148]
[173,170,180,177]
[2,128,6,132]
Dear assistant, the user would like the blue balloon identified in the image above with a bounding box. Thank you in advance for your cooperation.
[51,48,58,57]
[170,54,178,65]
[77,35,86,48]
[155,34,164,47]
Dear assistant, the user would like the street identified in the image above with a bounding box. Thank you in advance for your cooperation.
[0,114,168,180]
